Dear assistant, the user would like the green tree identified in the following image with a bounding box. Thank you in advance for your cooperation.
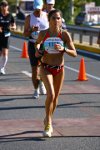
[0,0,17,13]
[55,0,100,24]
[0,0,100,23]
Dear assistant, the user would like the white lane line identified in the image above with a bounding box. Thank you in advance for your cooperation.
[22,71,32,77]
[10,45,22,51]
[65,66,100,81]
[10,45,100,81]
[22,66,100,81]
[64,66,79,73]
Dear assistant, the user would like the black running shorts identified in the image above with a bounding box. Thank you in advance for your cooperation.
[0,36,10,51]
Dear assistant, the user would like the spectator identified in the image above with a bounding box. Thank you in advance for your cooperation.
[16,6,25,20]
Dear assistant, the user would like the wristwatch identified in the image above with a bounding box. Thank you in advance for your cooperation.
[29,27,33,32]
[64,47,68,53]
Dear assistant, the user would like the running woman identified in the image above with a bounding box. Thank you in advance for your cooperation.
[35,9,77,137]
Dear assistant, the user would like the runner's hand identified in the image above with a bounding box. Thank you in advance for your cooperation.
[31,26,39,32]
[35,50,43,58]
[54,44,64,52]
[0,27,3,33]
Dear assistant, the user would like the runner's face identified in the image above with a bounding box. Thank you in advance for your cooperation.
[50,12,62,28]
[34,9,41,17]
[47,4,54,12]
[1,4,8,12]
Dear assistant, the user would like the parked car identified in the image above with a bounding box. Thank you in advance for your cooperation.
[74,12,86,25]
[18,0,33,16]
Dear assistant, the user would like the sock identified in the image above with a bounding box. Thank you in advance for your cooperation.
[0,56,8,70]
[35,88,40,93]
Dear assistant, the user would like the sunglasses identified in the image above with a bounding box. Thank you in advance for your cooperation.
[51,16,61,20]
[1,4,8,7]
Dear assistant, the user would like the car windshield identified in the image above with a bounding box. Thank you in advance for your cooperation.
[78,13,86,17]
[20,1,33,11]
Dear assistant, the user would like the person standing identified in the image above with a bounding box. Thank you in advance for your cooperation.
[35,9,77,137]
[16,6,25,20]
[0,0,16,74]
[24,0,49,99]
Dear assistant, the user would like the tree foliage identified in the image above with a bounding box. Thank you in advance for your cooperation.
[55,0,100,23]
[0,0,100,23]
[0,0,16,5]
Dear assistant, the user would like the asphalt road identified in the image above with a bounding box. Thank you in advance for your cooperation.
[0,37,100,150]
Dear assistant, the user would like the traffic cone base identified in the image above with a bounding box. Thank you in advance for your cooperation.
[21,41,28,58]
[77,58,88,81]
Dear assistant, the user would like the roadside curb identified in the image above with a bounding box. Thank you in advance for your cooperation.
[74,43,100,60]
[77,49,100,60]
[74,43,100,54]
[11,31,28,40]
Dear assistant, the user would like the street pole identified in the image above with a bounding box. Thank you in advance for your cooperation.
[16,0,19,6]
[70,0,74,22]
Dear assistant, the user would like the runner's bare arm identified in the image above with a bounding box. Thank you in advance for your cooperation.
[35,30,46,57]
[63,30,77,57]
[10,22,16,30]
[23,15,31,37]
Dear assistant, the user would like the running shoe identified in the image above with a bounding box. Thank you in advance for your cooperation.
[44,118,53,133]
[33,89,39,99]
[39,81,46,95]
[0,68,6,75]
[43,124,53,137]
[43,118,53,137]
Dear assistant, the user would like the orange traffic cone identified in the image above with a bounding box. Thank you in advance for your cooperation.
[77,57,88,81]
[21,41,28,58]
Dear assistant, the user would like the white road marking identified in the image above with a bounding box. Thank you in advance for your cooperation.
[22,71,32,77]
[22,67,100,81]
[10,45,100,81]
[65,66,100,80]
[10,45,22,51]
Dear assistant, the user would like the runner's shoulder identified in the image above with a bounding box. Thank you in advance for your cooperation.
[40,29,48,36]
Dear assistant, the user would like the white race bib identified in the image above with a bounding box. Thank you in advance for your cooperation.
[31,31,40,41]
[4,32,11,37]
[44,37,64,54]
